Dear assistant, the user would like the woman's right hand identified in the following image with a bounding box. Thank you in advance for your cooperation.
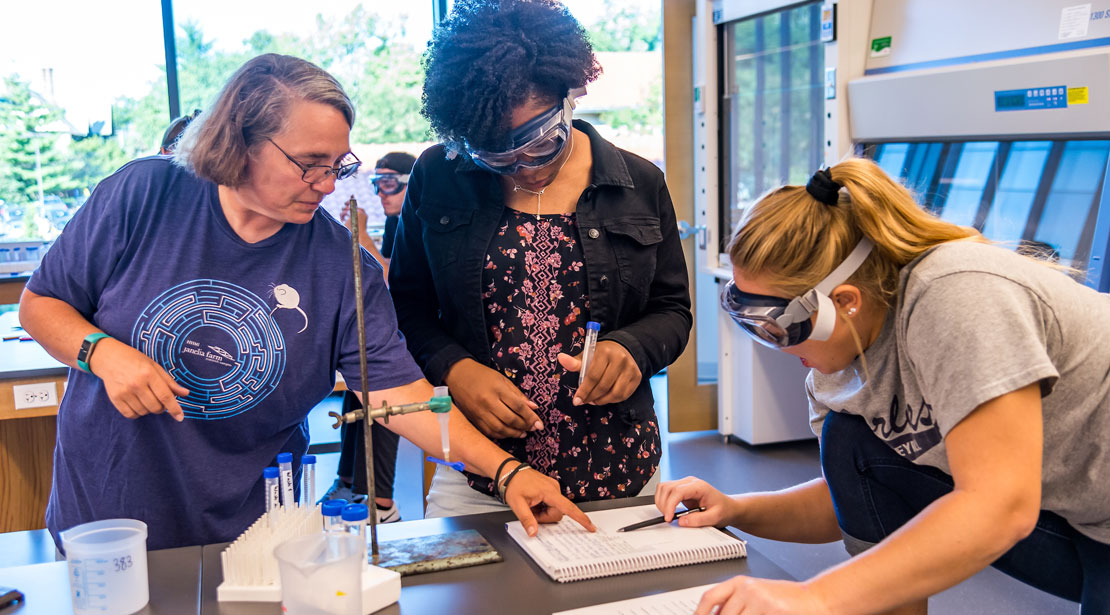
[91,339,190,422]
[654,476,739,528]
[443,359,542,439]
[502,465,597,537]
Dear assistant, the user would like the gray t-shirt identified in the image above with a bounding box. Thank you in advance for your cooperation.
[808,241,1110,543]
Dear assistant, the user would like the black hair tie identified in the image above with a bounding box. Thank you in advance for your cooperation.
[806,168,842,205]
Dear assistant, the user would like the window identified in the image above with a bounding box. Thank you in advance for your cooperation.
[941,142,998,226]
[1034,140,1110,265]
[864,139,1110,274]
[720,1,824,251]
[0,2,435,250]
[982,141,1051,242]
[0,2,164,244]
[1,1,662,263]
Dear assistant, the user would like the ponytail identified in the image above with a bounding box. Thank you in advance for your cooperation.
[728,157,978,307]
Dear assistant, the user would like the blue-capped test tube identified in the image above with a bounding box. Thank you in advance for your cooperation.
[321,500,345,533]
[276,452,295,508]
[342,503,369,569]
[301,454,316,508]
[578,321,600,389]
[263,466,280,526]
[322,500,347,559]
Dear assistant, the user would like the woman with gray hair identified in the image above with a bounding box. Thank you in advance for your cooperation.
[20,53,592,551]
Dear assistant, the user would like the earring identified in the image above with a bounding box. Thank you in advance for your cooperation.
[847,307,857,317]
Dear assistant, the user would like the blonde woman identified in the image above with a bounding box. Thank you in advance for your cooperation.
[655,159,1110,614]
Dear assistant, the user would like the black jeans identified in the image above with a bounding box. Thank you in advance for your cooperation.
[821,411,1110,613]
[337,391,399,499]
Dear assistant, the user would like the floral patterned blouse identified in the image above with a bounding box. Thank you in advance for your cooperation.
[463,208,660,502]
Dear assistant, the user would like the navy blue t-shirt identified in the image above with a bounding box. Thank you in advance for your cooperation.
[27,157,424,550]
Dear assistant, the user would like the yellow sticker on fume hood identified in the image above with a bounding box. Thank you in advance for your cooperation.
[1068,87,1089,104]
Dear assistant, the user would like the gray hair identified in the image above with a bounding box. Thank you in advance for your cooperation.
[174,53,355,187]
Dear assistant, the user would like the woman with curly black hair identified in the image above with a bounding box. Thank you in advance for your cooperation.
[389,0,692,517]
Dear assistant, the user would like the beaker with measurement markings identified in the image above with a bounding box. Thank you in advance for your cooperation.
[60,518,149,615]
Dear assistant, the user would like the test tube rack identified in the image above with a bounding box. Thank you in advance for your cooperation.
[217,505,401,613]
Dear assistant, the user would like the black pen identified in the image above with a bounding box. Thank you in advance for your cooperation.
[616,507,706,532]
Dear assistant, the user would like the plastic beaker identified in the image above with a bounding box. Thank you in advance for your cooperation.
[60,518,149,615]
[274,532,363,615]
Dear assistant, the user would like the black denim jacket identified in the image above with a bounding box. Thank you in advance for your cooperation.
[388,121,692,423]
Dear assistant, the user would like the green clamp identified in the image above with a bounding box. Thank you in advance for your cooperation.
[428,396,452,413]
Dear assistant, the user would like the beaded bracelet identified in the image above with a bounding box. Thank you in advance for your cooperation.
[497,462,533,503]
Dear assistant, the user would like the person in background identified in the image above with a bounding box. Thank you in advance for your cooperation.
[158,109,201,155]
[323,152,417,522]
[20,53,593,551]
[342,152,416,273]
[389,0,691,517]
[325,167,389,272]
[656,159,1110,615]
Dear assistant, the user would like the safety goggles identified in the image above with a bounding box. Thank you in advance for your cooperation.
[721,237,874,349]
[370,173,409,195]
[466,97,573,175]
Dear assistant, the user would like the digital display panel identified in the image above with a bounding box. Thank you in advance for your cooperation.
[995,86,1067,112]
[995,93,1026,109]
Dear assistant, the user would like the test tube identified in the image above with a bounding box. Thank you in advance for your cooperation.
[433,385,451,462]
[321,500,346,533]
[301,454,316,508]
[263,466,280,525]
[276,452,295,509]
[342,503,370,569]
[578,321,600,390]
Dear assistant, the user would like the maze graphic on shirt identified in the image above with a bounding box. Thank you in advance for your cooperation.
[132,279,286,420]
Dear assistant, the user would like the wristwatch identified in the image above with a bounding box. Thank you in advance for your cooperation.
[77,332,112,373]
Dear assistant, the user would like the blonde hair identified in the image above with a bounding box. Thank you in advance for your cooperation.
[727,158,979,308]
[174,53,355,187]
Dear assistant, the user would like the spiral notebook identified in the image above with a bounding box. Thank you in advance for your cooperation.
[505,504,746,583]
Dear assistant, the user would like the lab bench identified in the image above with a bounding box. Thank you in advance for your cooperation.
[3,497,793,615]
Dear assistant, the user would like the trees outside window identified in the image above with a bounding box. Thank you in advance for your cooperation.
[0,0,662,242]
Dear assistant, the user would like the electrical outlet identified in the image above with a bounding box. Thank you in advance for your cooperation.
[13,382,58,410]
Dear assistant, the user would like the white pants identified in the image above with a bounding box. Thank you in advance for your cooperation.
[424,465,661,518]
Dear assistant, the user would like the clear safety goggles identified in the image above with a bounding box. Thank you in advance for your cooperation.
[721,238,874,349]
[370,173,409,196]
[466,97,574,175]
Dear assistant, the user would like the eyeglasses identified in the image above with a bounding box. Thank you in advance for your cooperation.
[267,138,361,184]
[370,173,410,195]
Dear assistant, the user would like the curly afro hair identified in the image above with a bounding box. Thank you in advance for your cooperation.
[422,0,601,152]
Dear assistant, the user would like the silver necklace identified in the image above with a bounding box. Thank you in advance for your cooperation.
[511,137,575,221]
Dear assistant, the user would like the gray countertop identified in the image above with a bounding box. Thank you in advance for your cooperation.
[0,498,794,615]
[0,546,201,615]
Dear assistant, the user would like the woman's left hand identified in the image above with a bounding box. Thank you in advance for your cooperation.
[694,577,831,615]
[503,466,597,537]
[557,341,641,406]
